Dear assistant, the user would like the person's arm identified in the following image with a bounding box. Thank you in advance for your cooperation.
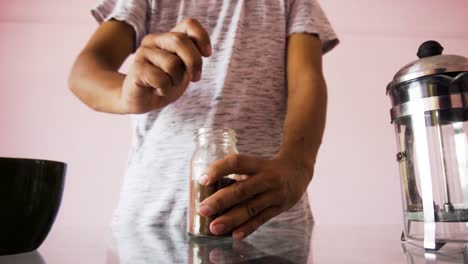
[197,33,326,239]
[69,20,134,113]
[69,18,212,114]
[277,32,327,179]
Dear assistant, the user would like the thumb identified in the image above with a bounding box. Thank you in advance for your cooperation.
[171,18,212,57]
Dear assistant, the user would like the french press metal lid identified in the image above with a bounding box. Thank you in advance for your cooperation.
[387,40,468,93]
[387,41,468,125]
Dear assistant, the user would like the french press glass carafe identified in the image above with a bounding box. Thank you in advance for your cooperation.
[387,41,468,250]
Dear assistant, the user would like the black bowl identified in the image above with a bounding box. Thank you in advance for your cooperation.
[0,157,66,255]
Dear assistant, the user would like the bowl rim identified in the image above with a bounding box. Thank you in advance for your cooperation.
[0,157,67,166]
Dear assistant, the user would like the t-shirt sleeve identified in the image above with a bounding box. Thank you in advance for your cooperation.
[91,0,148,51]
[287,0,339,54]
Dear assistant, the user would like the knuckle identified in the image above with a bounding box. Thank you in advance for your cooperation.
[273,175,286,188]
[137,45,147,53]
[135,65,148,81]
[142,34,155,46]
[247,202,258,217]
[233,184,248,198]
[262,177,276,190]
[213,198,225,211]
[141,35,150,45]
[164,56,182,74]
[193,56,203,71]
[206,164,218,176]
[170,32,189,46]
[269,181,280,192]
[226,154,241,169]
[183,18,199,27]
[158,74,172,89]
[134,48,147,61]
[143,69,167,89]
[132,60,144,73]
[185,56,202,73]
[141,72,155,87]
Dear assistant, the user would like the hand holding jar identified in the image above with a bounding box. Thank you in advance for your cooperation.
[189,129,313,240]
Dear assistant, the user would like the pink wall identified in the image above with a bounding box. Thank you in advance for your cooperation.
[1,0,467,228]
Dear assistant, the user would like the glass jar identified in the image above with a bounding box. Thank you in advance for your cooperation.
[188,128,239,237]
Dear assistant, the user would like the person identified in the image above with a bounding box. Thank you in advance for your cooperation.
[69,0,338,240]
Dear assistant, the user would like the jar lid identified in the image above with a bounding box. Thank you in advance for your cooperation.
[386,40,468,93]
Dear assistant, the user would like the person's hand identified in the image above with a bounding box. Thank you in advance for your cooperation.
[120,18,212,113]
[197,154,313,240]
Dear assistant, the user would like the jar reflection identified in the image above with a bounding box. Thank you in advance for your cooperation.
[110,220,313,264]
[401,242,468,263]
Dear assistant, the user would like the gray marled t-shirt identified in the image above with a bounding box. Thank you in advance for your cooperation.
[92,0,338,227]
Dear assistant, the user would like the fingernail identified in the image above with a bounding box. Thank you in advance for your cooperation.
[209,249,223,262]
[211,223,225,234]
[233,232,245,240]
[193,71,201,82]
[198,174,208,185]
[199,205,214,216]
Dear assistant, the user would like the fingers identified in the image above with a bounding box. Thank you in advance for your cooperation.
[200,154,263,185]
[138,47,185,88]
[199,176,269,217]
[133,59,172,96]
[209,241,257,264]
[207,192,277,236]
[232,207,282,240]
[139,18,210,84]
[171,18,212,57]
[141,18,210,83]
[208,247,237,264]
[143,32,203,82]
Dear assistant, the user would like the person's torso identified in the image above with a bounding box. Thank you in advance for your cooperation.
[115,0,312,226]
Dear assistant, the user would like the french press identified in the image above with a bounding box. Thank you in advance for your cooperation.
[387,40,468,250]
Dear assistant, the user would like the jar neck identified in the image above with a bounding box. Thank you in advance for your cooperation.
[195,128,237,145]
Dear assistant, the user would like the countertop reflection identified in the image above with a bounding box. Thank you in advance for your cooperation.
[2,223,468,263]
[111,221,312,264]
[0,251,45,264]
